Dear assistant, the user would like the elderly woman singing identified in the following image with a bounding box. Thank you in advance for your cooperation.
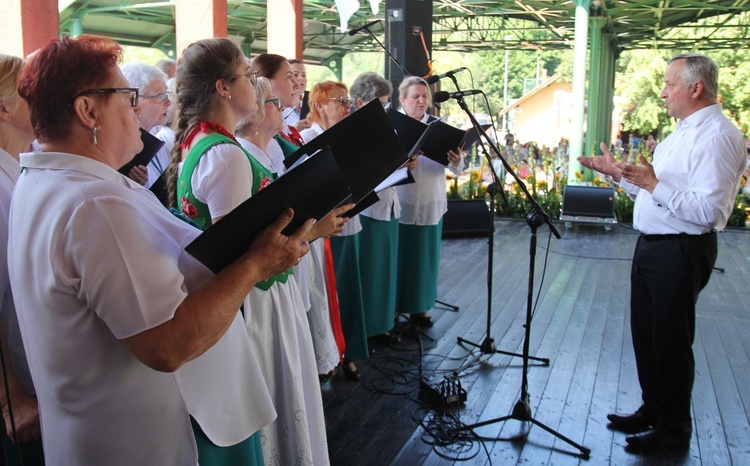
[9,36,312,465]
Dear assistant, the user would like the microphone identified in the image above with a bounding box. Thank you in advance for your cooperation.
[348,20,381,36]
[424,67,468,85]
[433,89,483,103]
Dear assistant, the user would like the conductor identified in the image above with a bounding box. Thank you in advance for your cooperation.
[579,53,746,452]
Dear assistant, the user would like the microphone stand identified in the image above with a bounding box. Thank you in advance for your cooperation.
[451,94,590,458]
[363,22,461,314]
[360,25,411,77]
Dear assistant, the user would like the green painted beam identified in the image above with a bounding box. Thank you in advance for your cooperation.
[586,15,606,158]
[568,0,590,185]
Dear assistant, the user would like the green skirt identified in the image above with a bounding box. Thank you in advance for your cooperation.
[191,418,264,466]
[359,215,400,336]
[396,219,443,314]
[330,233,370,361]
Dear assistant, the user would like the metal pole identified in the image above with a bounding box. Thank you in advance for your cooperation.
[503,47,509,131]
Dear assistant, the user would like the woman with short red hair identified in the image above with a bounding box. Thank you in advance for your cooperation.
[10,35,310,465]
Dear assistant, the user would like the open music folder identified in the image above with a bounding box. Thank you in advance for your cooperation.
[185,146,351,274]
[386,109,467,166]
[284,99,410,207]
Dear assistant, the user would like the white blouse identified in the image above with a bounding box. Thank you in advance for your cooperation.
[395,113,463,226]
[10,152,274,464]
[300,123,362,236]
[182,144,255,220]
[238,136,287,175]
[361,186,400,221]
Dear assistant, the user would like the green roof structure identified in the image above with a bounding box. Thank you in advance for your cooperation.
[59,1,750,62]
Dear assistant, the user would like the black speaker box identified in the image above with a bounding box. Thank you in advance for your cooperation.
[561,186,617,223]
[442,199,491,237]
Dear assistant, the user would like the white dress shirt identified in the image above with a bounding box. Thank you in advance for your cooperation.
[396,113,463,226]
[619,104,745,234]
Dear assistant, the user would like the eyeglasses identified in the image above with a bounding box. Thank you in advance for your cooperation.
[141,91,172,102]
[329,97,351,107]
[70,88,139,107]
[232,70,258,87]
[265,98,283,110]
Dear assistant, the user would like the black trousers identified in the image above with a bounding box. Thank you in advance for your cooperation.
[630,232,717,433]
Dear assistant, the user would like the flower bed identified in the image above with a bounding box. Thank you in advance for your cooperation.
[446,160,748,227]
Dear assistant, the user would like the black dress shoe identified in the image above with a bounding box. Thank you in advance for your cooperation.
[625,428,690,452]
[411,314,434,328]
[607,411,657,433]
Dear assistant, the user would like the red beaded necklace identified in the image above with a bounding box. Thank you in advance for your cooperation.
[178,120,238,149]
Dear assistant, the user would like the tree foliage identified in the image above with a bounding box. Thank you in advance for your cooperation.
[122,16,750,139]
[710,49,750,134]
[615,48,750,136]
[615,50,674,137]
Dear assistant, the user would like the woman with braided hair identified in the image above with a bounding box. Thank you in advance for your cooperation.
[164,38,348,465]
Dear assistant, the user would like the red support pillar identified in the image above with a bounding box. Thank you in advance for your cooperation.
[267,0,303,59]
[175,0,229,58]
[0,0,58,58]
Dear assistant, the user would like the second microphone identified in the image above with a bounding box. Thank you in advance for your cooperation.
[433,89,483,103]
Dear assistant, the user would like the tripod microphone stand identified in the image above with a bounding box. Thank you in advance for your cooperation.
[450,95,590,458]
[449,92,547,365]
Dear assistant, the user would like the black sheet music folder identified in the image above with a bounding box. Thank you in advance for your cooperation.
[284,99,409,204]
[186,146,351,274]
[119,128,164,175]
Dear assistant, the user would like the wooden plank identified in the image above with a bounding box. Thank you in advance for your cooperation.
[582,240,632,465]
[323,222,750,466]
[697,264,750,465]
[552,256,616,466]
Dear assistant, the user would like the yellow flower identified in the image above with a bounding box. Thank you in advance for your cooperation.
[470,169,481,183]
[537,180,548,190]
[575,170,583,180]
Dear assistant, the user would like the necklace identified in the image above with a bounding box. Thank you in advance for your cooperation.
[179,121,238,149]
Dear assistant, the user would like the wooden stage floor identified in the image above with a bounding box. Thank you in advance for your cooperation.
[322,219,750,466]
